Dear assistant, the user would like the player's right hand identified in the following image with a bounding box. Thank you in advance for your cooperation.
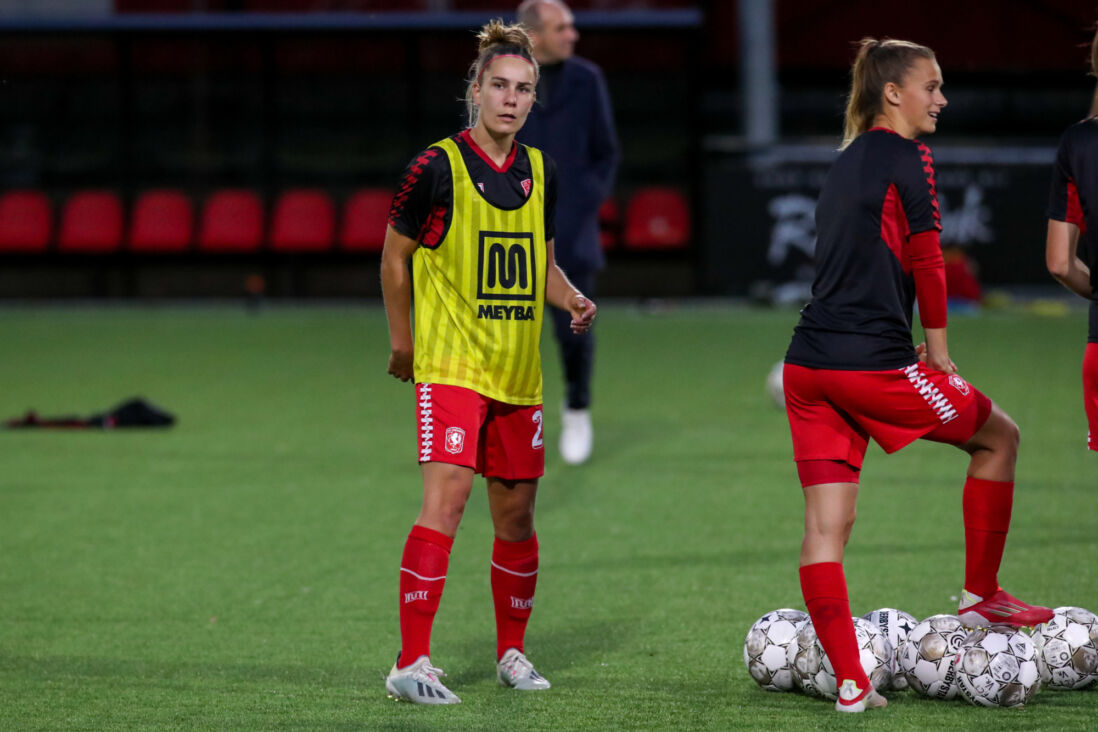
[388,349,414,382]
[916,342,957,374]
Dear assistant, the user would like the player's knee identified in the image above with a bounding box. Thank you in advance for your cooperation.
[808,508,856,540]
[993,411,1021,459]
[842,511,857,541]
[493,503,534,541]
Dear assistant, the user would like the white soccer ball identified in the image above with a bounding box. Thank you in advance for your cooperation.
[743,608,809,691]
[766,360,785,408]
[862,608,918,690]
[955,625,1041,708]
[852,616,895,693]
[1032,606,1098,690]
[786,619,825,696]
[786,616,893,699]
[897,614,967,700]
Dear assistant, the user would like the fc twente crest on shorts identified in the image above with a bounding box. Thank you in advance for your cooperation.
[445,426,466,454]
[521,178,532,198]
[948,374,971,396]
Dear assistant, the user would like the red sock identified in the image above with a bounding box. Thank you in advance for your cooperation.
[491,533,539,660]
[962,477,1013,598]
[398,525,453,667]
[800,562,870,698]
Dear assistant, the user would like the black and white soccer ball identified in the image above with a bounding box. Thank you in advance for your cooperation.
[954,625,1041,708]
[852,616,895,693]
[743,608,809,691]
[897,614,966,700]
[786,619,826,696]
[862,608,918,690]
[1032,606,1098,690]
[785,616,892,699]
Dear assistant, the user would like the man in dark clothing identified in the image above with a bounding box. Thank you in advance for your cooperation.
[517,0,619,465]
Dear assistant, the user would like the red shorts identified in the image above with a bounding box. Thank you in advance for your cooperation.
[415,383,544,480]
[1084,343,1098,451]
[784,362,992,472]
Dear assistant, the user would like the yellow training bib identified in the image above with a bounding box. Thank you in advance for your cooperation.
[412,137,547,405]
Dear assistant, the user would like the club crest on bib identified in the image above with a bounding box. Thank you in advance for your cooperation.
[521,178,532,198]
[948,374,970,396]
[444,426,466,454]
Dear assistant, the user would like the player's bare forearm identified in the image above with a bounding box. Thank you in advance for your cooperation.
[380,225,417,381]
[1046,220,1092,299]
[545,238,597,334]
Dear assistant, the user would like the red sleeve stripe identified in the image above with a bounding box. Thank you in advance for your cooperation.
[1067,178,1087,234]
[916,141,942,229]
[388,148,441,228]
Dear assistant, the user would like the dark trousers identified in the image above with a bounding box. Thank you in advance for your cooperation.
[549,269,596,410]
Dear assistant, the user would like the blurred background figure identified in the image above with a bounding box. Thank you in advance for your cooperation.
[517,0,619,466]
[1044,26,1098,453]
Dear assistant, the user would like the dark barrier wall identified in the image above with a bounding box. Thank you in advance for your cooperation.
[702,145,1059,297]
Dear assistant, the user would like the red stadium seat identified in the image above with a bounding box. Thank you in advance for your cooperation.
[198,189,264,253]
[58,190,124,254]
[0,190,52,253]
[598,196,620,251]
[270,189,335,253]
[129,189,193,253]
[340,188,391,253]
[623,187,691,250]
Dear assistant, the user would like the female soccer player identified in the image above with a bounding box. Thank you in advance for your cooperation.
[380,19,595,705]
[1046,27,1098,451]
[782,38,1053,713]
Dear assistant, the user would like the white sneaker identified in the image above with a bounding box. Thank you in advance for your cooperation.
[834,680,886,713]
[385,654,461,704]
[560,407,592,465]
[497,648,551,690]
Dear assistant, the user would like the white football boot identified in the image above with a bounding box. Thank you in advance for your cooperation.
[497,648,551,690]
[834,680,887,713]
[559,407,593,465]
[385,654,461,704]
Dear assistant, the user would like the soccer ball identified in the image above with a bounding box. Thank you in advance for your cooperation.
[787,619,825,696]
[1032,606,1098,690]
[766,360,785,408]
[743,608,809,691]
[954,625,1041,708]
[786,616,893,699]
[898,614,967,700]
[862,608,918,690]
[852,616,895,693]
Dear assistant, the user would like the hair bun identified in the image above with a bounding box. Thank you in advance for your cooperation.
[477,18,535,57]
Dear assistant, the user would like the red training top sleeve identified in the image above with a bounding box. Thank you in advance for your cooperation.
[908,229,947,329]
[1047,131,1087,233]
[388,146,452,247]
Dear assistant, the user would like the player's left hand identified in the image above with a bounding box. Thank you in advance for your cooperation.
[569,294,597,334]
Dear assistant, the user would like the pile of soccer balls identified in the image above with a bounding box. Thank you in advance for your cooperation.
[743,606,1098,708]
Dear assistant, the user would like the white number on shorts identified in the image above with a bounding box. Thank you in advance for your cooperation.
[531,409,543,449]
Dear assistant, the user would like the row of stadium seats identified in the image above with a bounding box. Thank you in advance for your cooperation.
[0,189,390,255]
[0,186,690,254]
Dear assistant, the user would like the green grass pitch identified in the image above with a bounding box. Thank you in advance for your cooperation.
[0,304,1095,730]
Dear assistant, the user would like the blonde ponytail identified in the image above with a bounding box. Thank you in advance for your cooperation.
[841,37,935,149]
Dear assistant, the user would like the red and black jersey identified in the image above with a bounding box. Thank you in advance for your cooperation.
[1047,116,1098,342]
[389,129,557,247]
[786,128,944,370]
